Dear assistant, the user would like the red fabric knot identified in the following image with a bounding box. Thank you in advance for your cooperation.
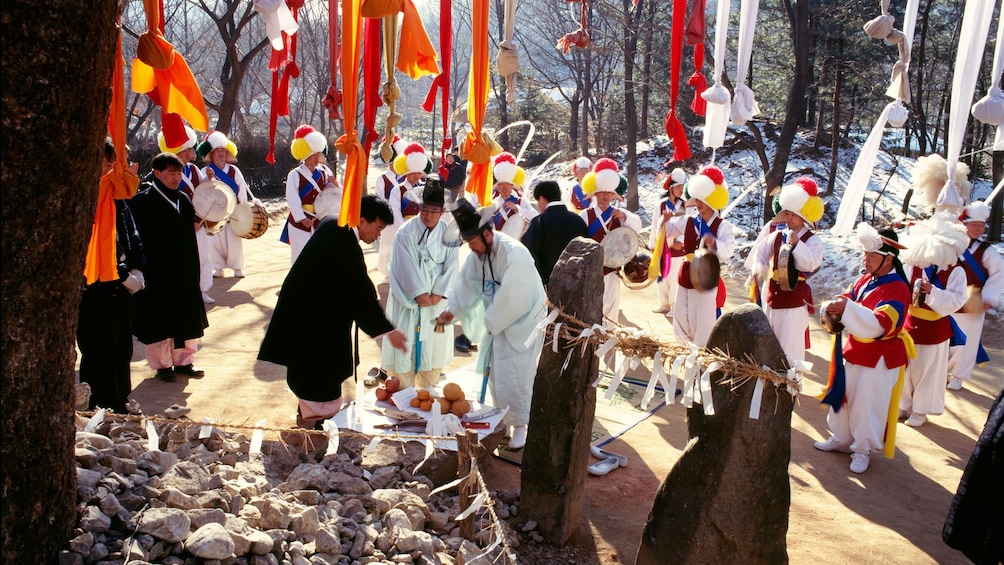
[323,85,343,120]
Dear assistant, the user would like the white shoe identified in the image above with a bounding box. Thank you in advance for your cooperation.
[947,377,963,391]
[652,305,672,314]
[509,425,527,450]
[213,270,223,278]
[850,452,870,474]
[233,269,245,278]
[905,413,927,427]
[590,445,628,467]
[202,292,215,304]
[588,457,621,476]
[814,437,852,453]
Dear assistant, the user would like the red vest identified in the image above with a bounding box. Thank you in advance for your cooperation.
[842,273,911,369]
[766,229,815,309]
[678,215,722,290]
[288,169,325,232]
[904,264,958,345]
[961,241,990,288]
[585,207,625,275]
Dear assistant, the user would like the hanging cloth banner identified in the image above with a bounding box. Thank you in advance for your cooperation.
[700,0,732,152]
[322,0,343,121]
[463,0,496,205]
[131,0,209,136]
[85,23,141,284]
[378,13,403,163]
[730,0,760,126]
[495,0,519,105]
[664,0,691,161]
[886,0,920,102]
[421,0,453,161]
[939,0,996,210]
[970,1,1004,151]
[266,4,302,164]
[396,0,441,79]
[362,18,384,155]
[337,0,366,227]
[685,0,707,117]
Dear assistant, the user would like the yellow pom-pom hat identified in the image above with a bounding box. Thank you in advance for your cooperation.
[684,165,730,211]
[777,176,824,224]
[158,126,198,154]
[493,152,526,187]
[290,124,328,161]
[393,142,432,176]
[581,157,622,196]
[196,131,238,162]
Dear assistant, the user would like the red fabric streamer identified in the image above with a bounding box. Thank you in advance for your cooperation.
[421,0,452,161]
[361,18,382,155]
[322,0,342,121]
[266,4,301,164]
[664,0,690,161]
[686,0,707,117]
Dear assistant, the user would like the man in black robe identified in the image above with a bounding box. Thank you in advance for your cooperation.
[130,152,209,382]
[521,179,588,286]
[259,195,408,428]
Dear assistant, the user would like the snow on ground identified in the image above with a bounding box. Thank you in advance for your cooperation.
[530,132,1001,316]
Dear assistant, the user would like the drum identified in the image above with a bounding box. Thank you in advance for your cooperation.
[621,251,655,290]
[601,227,639,269]
[203,219,227,236]
[776,241,799,292]
[690,240,721,292]
[192,179,236,223]
[230,201,269,239]
[313,184,343,219]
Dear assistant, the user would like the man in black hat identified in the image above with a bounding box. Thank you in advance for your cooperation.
[436,199,547,450]
[521,179,588,286]
[380,176,460,391]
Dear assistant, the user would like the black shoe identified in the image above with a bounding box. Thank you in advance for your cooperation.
[156,368,177,383]
[455,335,470,353]
[174,364,205,378]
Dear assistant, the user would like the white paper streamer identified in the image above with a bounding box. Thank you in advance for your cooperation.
[749,378,765,420]
[249,418,267,455]
[455,491,488,521]
[199,418,214,440]
[580,324,605,356]
[323,419,339,456]
[561,348,574,372]
[364,436,382,454]
[430,475,467,496]
[552,322,563,353]
[145,419,160,452]
[414,439,435,474]
[594,337,618,360]
[699,361,721,416]
[85,409,106,433]
[604,351,630,401]
[681,352,699,407]
[641,351,664,410]
[667,355,685,405]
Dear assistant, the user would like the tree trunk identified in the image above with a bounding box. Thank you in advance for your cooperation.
[581,41,593,155]
[622,0,643,212]
[826,40,843,196]
[639,0,657,139]
[2,2,118,562]
[914,0,933,155]
[813,52,827,152]
[493,0,510,149]
[570,88,582,153]
[766,0,812,194]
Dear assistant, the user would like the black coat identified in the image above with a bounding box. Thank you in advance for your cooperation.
[128,181,208,345]
[258,218,395,400]
[521,203,589,285]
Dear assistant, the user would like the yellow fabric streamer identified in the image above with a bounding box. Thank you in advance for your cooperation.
[647,225,666,281]
[338,0,365,227]
[883,330,917,459]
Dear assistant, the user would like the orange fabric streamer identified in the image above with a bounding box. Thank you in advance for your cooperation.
[338,0,366,227]
[396,0,440,79]
[464,0,492,205]
[131,0,208,132]
[84,28,140,284]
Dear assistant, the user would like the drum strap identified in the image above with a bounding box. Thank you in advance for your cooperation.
[208,164,241,197]
[298,167,323,200]
[961,247,989,285]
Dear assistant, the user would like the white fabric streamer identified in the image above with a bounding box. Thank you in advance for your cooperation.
[199,418,214,440]
[323,419,339,456]
[971,7,1004,133]
[641,351,665,410]
[681,352,699,407]
[749,377,766,420]
[939,0,996,210]
[146,419,159,452]
[885,0,920,102]
[252,0,299,51]
[552,322,563,353]
[702,0,733,149]
[699,361,721,415]
[413,439,435,474]
[605,351,629,401]
[250,418,267,454]
[667,355,685,406]
[730,0,760,125]
[85,409,106,433]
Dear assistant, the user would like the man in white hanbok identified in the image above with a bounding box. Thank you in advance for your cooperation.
[437,199,546,450]
[381,178,459,391]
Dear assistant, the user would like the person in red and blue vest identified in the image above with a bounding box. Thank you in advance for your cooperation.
[490,152,538,240]
[568,156,593,211]
[281,125,334,266]
[662,165,735,346]
[898,212,969,428]
[816,223,914,474]
[648,167,688,315]
[579,158,642,324]
[196,131,258,278]
[747,176,825,366]
[947,201,1004,391]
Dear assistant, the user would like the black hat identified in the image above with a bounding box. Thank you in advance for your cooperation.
[450,199,496,241]
[422,175,446,208]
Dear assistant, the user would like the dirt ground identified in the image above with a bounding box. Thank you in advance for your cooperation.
[119,215,1002,565]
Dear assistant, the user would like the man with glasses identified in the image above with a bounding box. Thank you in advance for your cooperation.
[380,177,459,391]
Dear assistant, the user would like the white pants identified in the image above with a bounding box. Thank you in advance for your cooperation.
[673,286,717,347]
[947,311,984,381]
[655,259,683,310]
[826,358,899,454]
[377,223,399,278]
[603,271,621,325]
[288,224,313,266]
[195,226,213,293]
[764,305,809,365]
[208,224,245,272]
[144,338,199,370]
[901,341,949,416]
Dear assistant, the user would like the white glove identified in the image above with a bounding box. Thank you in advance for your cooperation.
[122,269,145,294]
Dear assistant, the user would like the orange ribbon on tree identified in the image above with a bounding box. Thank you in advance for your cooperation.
[337,0,366,227]
[463,0,492,205]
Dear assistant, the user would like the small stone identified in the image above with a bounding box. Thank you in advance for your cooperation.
[185,522,235,560]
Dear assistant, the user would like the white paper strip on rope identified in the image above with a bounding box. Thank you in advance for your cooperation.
[364,436,382,454]
[667,355,685,406]
[323,418,339,456]
[561,348,574,372]
[249,418,267,454]
[413,439,435,474]
[699,361,721,416]
[579,324,604,356]
[455,491,488,521]
[641,351,665,411]
[604,351,630,401]
[529,309,560,350]
[594,336,618,361]
[146,419,160,452]
[749,377,766,420]
[551,322,563,353]
[730,0,760,126]
[682,351,699,408]
[85,409,106,433]
[702,0,733,150]
[199,418,214,440]
[939,0,996,210]
[430,475,468,497]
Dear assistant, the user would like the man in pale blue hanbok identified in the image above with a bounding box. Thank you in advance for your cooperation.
[437,199,546,449]
[381,179,459,390]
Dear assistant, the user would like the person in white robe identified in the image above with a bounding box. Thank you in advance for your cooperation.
[381,178,459,390]
[437,199,546,450]
[196,131,256,278]
[490,152,538,240]
[283,125,333,266]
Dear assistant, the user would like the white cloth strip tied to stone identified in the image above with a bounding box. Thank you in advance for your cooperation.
[145,419,159,451]
[730,0,760,126]
[699,361,722,416]
[199,418,214,440]
[85,408,106,433]
[323,419,339,456]
[667,355,685,406]
[940,0,997,210]
[786,360,811,397]
[604,351,631,402]
[641,351,669,411]
[249,418,266,454]
[701,0,732,150]
[749,376,766,420]
[971,9,1004,151]
[681,349,700,408]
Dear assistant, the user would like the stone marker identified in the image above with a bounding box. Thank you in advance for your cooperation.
[636,303,793,564]
[520,237,604,544]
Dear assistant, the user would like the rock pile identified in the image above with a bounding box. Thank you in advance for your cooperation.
[62,415,528,565]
